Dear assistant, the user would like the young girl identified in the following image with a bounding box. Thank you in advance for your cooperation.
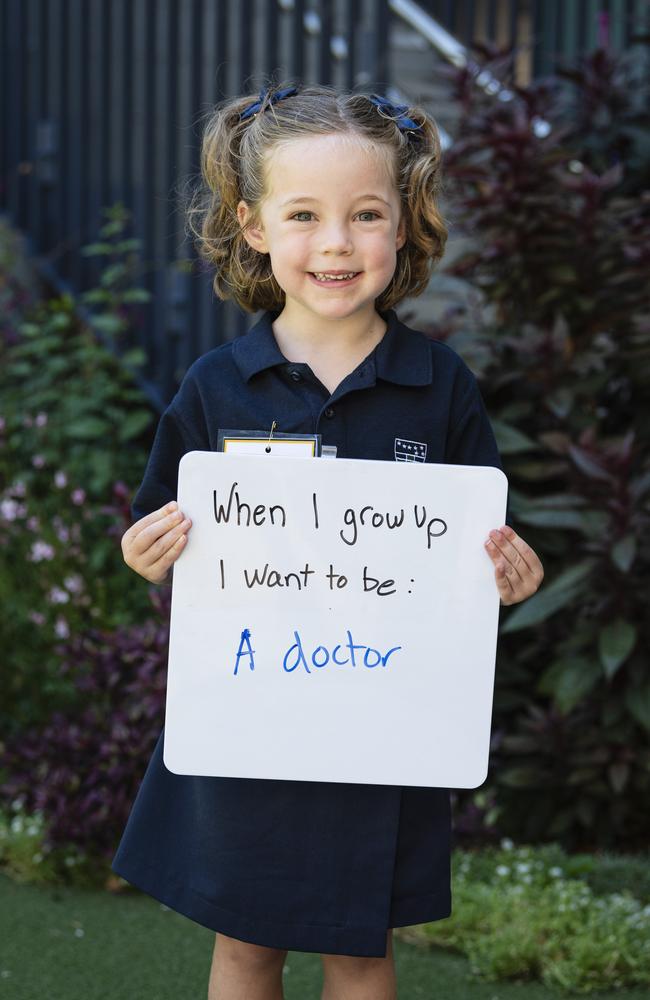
[113,82,544,1000]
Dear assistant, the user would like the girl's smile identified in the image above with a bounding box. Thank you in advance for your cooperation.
[308,270,362,288]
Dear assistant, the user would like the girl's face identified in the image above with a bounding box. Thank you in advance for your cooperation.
[237,133,407,327]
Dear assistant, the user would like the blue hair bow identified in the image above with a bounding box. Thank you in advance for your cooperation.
[239,85,299,122]
[368,93,423,136]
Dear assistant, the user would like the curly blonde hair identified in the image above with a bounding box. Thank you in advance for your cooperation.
[185,79,448,314]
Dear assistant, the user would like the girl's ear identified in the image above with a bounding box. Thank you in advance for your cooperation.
[396,214,407,251]
[237,200,269,253]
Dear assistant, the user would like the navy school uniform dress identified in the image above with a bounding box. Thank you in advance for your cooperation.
[111,307,504,958]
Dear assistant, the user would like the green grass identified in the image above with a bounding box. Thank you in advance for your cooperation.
[1,873,649,1000]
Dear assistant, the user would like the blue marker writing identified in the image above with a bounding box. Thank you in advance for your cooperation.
[234,629,256,675]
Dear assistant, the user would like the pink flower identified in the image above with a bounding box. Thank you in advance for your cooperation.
[32,455,46,469]
[0,416,5,431]
[27,516,40,531]
[9,481,26,497]
[56,526,70,543]
[64,574,84,594]
[29,611,46,626]
[71,489,86,505]
[23,415,33,428]
[35,412,48,427]
[54,471,67,488]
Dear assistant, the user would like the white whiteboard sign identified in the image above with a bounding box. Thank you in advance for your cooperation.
[164,452,508,788]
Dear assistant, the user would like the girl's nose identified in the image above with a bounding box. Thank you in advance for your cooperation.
[319,223,353,254]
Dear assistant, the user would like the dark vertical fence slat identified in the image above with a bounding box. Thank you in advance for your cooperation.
[44,0,62,253]
[65,0,85,288]
[6,1,28,223]
[131,0,156,371]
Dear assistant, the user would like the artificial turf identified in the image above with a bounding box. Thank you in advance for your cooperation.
[1,873,648,999]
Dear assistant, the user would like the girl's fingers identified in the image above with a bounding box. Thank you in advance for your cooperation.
[484,526,544,605]
[490,525,544,582]
[122,502,192,577]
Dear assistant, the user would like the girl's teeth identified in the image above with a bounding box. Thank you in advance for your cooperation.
[313,272,357,281]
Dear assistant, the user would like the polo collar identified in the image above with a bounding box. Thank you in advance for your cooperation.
[232,309,433,386]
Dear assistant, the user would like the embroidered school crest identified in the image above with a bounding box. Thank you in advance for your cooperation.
[394,438,427,462]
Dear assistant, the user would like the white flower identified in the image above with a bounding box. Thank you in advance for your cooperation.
[10,817,23,834]
[64,574,83,594]
[496,865,510,876]
[54,471,67,488]
[500,837,514,851]
[549,867,563,878]
[35,412,48,427]
[29,540,55,562]
[47,587,70,605]
[54,618,70,639]
[0,499,19,520]
[74,928,85,938]
[32,853,43,863]
[516,862,531,874]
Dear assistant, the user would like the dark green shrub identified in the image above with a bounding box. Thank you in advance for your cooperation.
[434,43,650,847]
[0,208,157,736]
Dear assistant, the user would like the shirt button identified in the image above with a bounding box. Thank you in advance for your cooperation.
[289,370,302,382]
[324,407,335,419]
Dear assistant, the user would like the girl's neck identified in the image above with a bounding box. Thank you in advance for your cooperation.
[271,305,387,365]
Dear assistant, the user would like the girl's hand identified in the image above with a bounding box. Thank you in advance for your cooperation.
[121,501,192,585]
[484,525,544,605]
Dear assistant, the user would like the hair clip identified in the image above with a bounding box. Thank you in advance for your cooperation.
[368,93,423,137]
[239,86,299,122]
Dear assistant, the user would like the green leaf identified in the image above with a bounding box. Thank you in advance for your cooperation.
[501,560,595,633]
[568,445,614,483]
[121,288,151,304]
[99,263,128,286]
[120,347,147,367]
[63,416,110,439]
[625,682,650,732]
[91,315,125,336]
[507,460,567,481]
[491,420,537,454]
[610,535,636,572]
[545,387,573,419]
[114,238,142,253]
[117,410,153,442]
[537,656,600,713]
[607,763,629,794]
[513,509,589,530]
[599,620,637,678]
[81,288,111,305]
[499,767,542,788]
[80,241,114,256]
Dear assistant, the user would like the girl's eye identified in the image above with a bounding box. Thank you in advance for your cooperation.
[290,211,380,222]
